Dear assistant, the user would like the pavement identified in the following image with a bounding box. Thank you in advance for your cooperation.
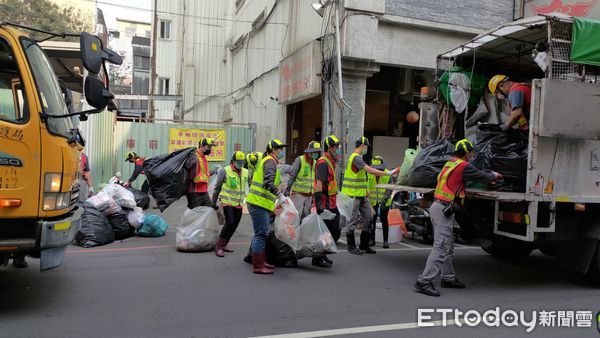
[1,199,600,338]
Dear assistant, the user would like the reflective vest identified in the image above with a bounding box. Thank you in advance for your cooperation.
[434,158,468,203]
[193,151,209,183]
[246,155,281,211]
[135,159,145,175]
[314,154,337,195]
[220,165,248,207]
[291,155,314,194]
[368,172,392,207]
[510,83,531,130]
[341,152,368,197]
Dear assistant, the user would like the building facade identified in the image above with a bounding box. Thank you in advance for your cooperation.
[153,0,516,162]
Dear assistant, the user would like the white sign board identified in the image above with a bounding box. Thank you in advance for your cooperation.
[279,41,321,105]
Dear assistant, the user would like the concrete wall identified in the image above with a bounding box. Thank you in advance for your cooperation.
[384,0,515,29]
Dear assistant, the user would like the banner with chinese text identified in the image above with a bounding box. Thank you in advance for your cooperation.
[168,128,226,161]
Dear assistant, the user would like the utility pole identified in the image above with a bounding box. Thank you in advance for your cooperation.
[149,0,158,121]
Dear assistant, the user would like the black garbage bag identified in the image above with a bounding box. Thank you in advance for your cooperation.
[408,139,455,187]
[107,211,135,240]
[143,147,197,212]
[126,187,150,210]
[472,124,528,192]
[75,203,115,248]
[265,232,298,268]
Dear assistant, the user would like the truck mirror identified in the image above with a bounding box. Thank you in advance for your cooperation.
[84,76,114,109]
[80,32,123,74]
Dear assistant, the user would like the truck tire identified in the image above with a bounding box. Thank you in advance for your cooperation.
[480,235,533,259]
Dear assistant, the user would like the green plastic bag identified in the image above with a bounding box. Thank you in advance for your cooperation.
[137,215,168,237]
[398,148,419,185]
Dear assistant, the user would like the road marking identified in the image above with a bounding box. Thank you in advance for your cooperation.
[397,241,418,249]
[250,319,456,338]
[67,245,173,253]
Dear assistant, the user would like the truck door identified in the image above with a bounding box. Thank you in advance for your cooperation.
[0,32,41,218]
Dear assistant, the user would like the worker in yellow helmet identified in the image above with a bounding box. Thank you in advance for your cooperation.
[186,137,217,209]
[211,151,248,258]
[415,139,502,297]
[488,75,531,132]
[284,141,321,220]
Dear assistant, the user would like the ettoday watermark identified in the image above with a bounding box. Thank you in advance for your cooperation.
[417,308,594,332]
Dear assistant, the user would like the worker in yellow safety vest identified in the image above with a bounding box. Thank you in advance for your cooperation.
[246,139,287,274]
[367,156,395,249]
[342,137,399,255]
[211,151,249,257]
[285,141,321,220]
[186,137,216,209]
[415,139,502,297]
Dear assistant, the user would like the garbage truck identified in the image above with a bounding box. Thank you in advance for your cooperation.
[379,14,600,282]
[0,23,121,270]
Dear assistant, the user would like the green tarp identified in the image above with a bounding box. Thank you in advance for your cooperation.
[571,17,600,67]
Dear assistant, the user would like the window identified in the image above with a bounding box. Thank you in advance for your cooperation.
[133,55,150,70]
[158,78,170,95]
[159,20,171,39]
[125,27,136,37]
[21,38,72,137]
[0,38,28,123]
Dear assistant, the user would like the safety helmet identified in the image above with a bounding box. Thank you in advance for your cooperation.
[266,138,287,152]
[488,74,508,94]
[246,151,262,168]
[231,150,246,162]
[455,139,474,154]
[371,155,385,170]
[355,136,371,148]
[125,151,137,162]
[200,137,217,147]
[324,135,340,148]
[304,141,321,153]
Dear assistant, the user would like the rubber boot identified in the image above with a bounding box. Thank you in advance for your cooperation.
[215,237,226,257]
[252,252,274,274]
[359,231,376,254]
[222,239,234,253]
[346,233,363,255]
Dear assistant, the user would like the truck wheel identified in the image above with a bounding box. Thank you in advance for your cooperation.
[481,235,533,259]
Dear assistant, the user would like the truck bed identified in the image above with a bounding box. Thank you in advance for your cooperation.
[375,184,526,202]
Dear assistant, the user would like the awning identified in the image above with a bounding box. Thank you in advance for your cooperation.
[571,17,600,67]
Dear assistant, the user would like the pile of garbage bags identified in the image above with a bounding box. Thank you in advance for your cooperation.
[75,184,168,248]
[176,206,220,252]
[144,147,197,212]
[471,124,528,192]
[408,139,455,187]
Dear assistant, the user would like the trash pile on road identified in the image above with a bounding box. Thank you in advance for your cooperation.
[75,184,168,248]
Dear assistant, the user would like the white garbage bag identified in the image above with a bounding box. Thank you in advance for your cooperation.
[297,212,338,257]
[176,206,220,252]
[127,207,145,229]
[86,191,122,216]
[336,192,354,221]
[101,184,137,209]
[449,72,470,114]
[273,196,300,251]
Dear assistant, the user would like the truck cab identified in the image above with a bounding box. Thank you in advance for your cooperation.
[0,24,120,270]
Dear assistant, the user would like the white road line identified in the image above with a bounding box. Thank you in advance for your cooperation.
[397,241,418,249]
[250,319,456,338]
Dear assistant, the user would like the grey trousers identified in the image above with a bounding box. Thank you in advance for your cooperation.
[417,201,456,284]
[291,192,312,220]
[346,196,373,234]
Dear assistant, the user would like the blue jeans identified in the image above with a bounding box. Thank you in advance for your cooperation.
[248,203,271,254]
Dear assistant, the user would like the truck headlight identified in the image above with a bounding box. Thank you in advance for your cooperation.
[43,192,71,211]
[44,173,62,192]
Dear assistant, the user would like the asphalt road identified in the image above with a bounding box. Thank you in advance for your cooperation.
[1,199,600,338]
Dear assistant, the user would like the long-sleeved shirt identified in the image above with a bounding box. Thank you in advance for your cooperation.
[211,164,244,209]
[284,155,313,195]
[128,160,144,183]
[463,163,496,182]
[263,157,280,196]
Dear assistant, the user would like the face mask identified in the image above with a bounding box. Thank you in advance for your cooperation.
[361,149,367,156]
[311,153,319,160]
[277,150,285,160]
[204,149,211,155]
[335,148,342,156]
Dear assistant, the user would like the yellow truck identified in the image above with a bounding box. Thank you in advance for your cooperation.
[0,23,121,270]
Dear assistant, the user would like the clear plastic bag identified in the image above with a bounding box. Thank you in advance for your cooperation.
[336,192,354,221]
[297,212,337,257]
[86,191,122,215]
[273,196,300,251]
[101,184,137,209]
[127,207,145,229]
[176,206,220,252]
